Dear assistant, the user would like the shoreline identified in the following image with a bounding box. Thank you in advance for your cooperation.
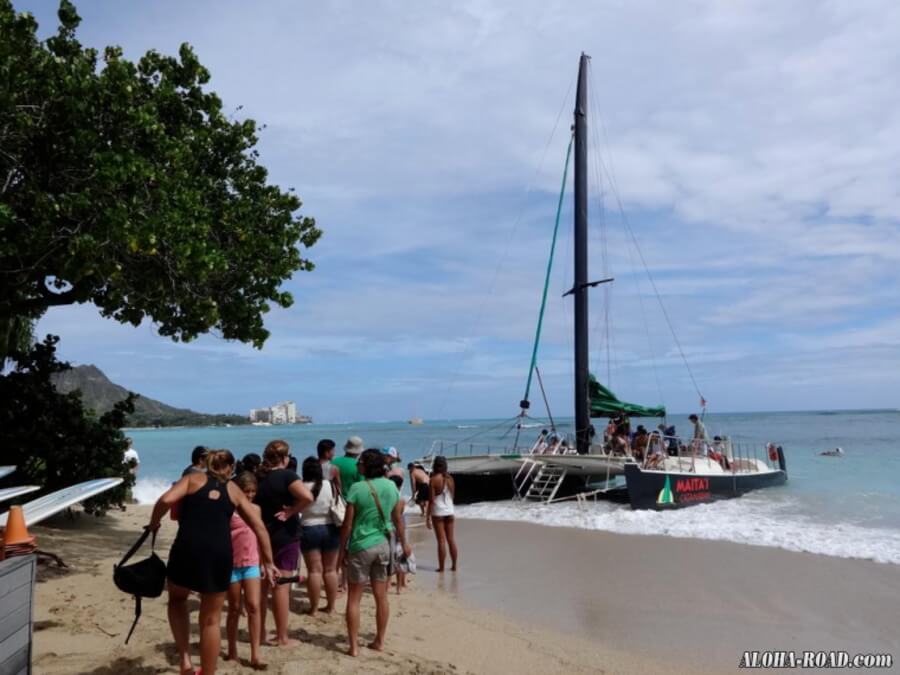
[27,504,900,673]
[30,505,690,674]
[409,518,900,672]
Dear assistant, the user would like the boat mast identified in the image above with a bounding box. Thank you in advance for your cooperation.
[574,52,590,455]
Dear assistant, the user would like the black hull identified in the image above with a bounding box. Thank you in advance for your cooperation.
[452,471,619,505]
[624,463,787,510]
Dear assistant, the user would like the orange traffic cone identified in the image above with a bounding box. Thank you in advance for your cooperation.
[2,505,36,550]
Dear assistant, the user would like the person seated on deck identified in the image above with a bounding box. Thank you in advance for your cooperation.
[615,415,631,441]
[604,419,616,444]
[658,424,678,456]
[532,429,550,454]
[645,432,666,468]
[632,426,649,461]
[707,436,727,468]
[543,434,560,454]
[611,431,629,456]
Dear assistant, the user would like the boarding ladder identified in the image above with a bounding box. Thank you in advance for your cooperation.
[513,437,572,502]
[523,462,568,502]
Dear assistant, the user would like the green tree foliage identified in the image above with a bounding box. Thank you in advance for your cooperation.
[0,335,135,514]
[0,0,320,358]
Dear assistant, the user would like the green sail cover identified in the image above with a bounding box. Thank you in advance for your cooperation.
[589,374,666,418]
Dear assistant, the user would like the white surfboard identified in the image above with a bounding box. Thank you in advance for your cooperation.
[0,485,40,504]
[0,477,123,528]
[0,466,16,480]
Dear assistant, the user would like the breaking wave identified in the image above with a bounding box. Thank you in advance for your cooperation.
[457,495,900,565]
[132,477,172,504]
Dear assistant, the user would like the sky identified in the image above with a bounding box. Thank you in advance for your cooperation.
[19,0,900,421]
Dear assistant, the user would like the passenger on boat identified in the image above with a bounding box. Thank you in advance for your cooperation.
[632,426,649,461]
[615,415,631,440]
[707,436,728,469]
[689,414,708,454]
[604,419,616,443]
[658,424,678,456]
[611,431,629,456]
[645,432,666,468]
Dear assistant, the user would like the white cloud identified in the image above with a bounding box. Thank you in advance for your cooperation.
[23,0,900,416]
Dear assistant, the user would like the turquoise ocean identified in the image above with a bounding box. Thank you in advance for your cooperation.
[129,410,900,565]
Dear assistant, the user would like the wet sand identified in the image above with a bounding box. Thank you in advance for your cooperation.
[409,518,900,672]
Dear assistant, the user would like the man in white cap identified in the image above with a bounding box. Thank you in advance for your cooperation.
[332,436,364,491]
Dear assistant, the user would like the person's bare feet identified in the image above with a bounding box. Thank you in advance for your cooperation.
[347,643,359,657]
[224,650,238,661]
[367,639,384,652]
[273,637,300,648]
[322,605,335,615]
[179,656,193,675]
[250,659,268,671]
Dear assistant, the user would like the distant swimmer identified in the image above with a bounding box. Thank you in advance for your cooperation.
[820,447,844,457]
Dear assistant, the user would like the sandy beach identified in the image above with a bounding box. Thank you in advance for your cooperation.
[26,505,899,674]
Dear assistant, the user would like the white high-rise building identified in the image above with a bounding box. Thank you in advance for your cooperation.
[249,408,272,423]
[269,401,298,424]
[249,401,298,424]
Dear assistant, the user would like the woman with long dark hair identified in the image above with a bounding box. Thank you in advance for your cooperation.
[426,455,458,572]
[149,450,278,675]
[255,440,313,647]
[300,456,340,615]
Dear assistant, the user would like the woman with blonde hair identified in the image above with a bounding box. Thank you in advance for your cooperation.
[149,450,278,675]
[255,440,313,647]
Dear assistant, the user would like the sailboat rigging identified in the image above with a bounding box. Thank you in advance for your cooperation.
[417,53,788,509]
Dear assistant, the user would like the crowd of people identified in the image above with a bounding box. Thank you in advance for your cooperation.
[601,413,720,467]
[148,437,458,675]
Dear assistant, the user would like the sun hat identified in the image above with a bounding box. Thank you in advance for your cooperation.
[344,436,364,456]
[381,446,400,460]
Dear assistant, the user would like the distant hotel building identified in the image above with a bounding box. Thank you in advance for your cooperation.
[249,400,311,424]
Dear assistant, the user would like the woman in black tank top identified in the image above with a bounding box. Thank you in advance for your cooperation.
[149,450,278,675]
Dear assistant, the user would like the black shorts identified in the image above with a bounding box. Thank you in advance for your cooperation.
[415,482,430,504]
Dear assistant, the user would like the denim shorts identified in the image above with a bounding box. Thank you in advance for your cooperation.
[300,524,340,552]
[229,565,260,584]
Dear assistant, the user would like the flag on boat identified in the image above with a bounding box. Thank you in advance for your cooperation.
[656,475,674,506]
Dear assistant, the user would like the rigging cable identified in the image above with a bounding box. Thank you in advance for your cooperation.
[432,71,578,423]
[534,365,557,432]
[521,135,574,406]
[587,64,704,407]
[588,65,664,407]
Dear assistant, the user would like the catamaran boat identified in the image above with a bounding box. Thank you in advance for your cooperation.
[417,54,788,508]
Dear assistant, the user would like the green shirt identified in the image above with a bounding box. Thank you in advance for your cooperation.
[345,477,399,554]
[332,455,361,491]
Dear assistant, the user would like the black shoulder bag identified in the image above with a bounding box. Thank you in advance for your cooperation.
[113,528,167,643]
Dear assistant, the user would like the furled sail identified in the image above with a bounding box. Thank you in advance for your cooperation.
[589,374,665,418]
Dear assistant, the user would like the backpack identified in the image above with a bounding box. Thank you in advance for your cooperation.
[113,528,167,643]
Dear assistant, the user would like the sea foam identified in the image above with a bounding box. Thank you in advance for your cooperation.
[457,496,900,565]
[133,477,172,504]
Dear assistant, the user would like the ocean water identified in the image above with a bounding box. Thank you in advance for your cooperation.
[128,410,900,565]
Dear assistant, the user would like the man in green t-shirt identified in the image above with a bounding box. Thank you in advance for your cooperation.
[332,435,363,491]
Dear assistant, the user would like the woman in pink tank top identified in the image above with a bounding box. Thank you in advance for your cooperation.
[226,472,264,669]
